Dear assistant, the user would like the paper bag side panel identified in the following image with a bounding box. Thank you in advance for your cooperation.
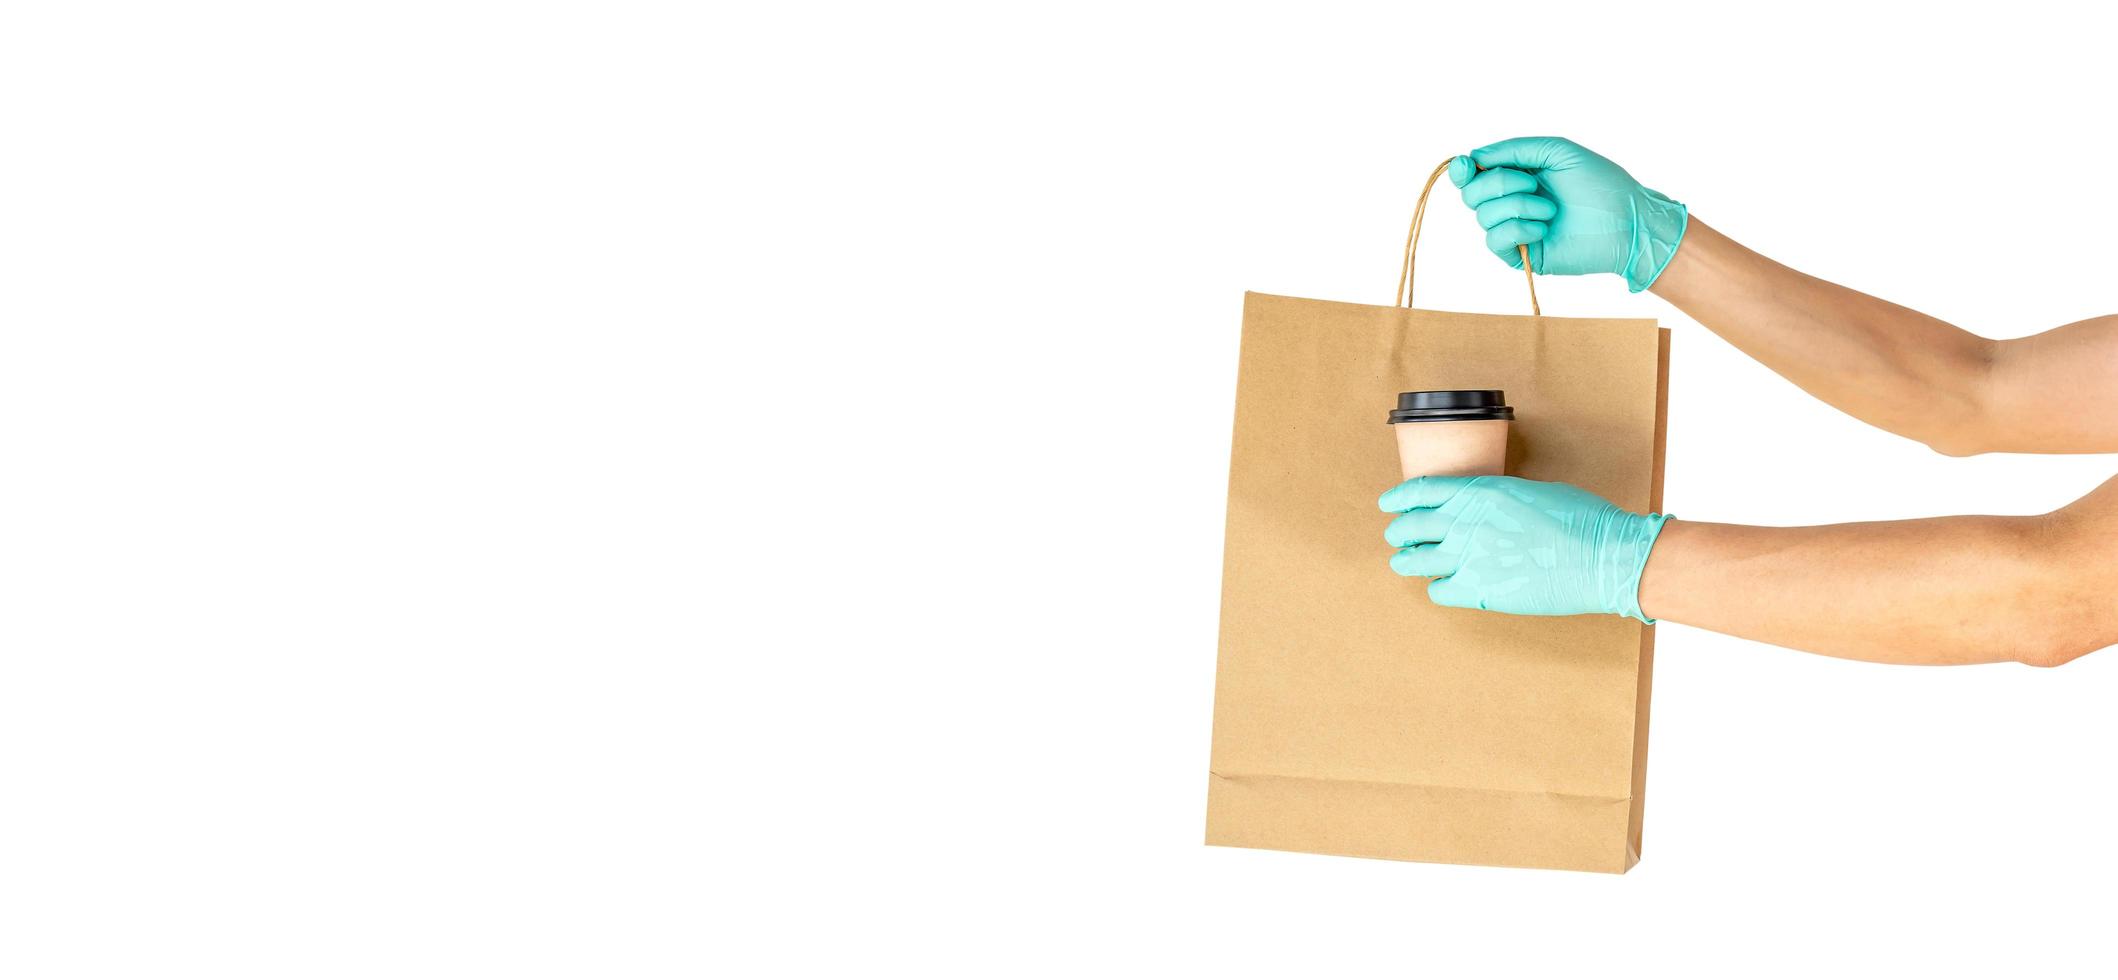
[1622,327,1674,870]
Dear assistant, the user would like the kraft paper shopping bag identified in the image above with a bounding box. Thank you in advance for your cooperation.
[1205,160,1669,873]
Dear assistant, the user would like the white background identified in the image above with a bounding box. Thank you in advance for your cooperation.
[3,1,2114,976]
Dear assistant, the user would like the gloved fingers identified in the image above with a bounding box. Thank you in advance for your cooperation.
[1391,544,1457,578]
[1426,574,1480,609]
[1456,167,1539,209]
[1485,219,1546,265]
[1473,193,1557,231]
[1384,508,1455,547]
[1378,475,1478,513]
[1467,136,1571,173]
[1446,155,1478,188]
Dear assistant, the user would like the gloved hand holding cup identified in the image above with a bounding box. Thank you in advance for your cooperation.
[1380,475,1671,623]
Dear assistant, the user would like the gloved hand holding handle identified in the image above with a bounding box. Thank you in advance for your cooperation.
[1447,137,1688,292]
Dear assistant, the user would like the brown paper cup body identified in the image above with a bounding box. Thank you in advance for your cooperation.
[1394,418,1509,480]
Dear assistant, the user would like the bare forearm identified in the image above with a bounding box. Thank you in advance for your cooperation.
[1637,480,2118,666]
[1649,219,1998,454]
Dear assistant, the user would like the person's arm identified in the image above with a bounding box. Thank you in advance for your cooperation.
[1422,138,2118,664]
[1382,474,2118,668]
[1637,475,2118,666]
[1450,136,2118,455]
[1651,220,2118,456]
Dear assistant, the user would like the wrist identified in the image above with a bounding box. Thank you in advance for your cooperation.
[1623,187,1688,293]
[1604,509,1672,623]
[1632,518,1693,624]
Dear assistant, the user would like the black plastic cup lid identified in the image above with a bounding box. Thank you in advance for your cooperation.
[1388,389,1514,424]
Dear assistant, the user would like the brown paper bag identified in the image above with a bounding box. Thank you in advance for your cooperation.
[1205,162,1669,874]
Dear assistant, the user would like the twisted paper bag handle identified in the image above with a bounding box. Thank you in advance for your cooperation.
[1395,158,1540,315]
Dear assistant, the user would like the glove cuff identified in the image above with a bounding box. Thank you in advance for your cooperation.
[1608,510,1672,624]
[1622,188,1688,293]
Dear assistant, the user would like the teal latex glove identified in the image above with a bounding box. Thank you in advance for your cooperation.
[1446,137,1687,293]
[1379,475,1671,623]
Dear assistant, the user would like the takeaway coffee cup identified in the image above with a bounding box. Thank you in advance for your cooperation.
[1387,389,1513,480]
